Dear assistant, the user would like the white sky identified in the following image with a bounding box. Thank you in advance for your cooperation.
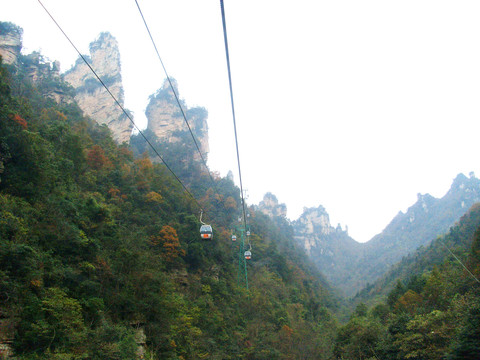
[2,0,480,242]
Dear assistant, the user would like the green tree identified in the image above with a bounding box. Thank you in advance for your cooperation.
[447,298,480,359]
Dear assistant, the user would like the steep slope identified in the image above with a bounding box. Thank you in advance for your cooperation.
[296,173,480,297]
[64,32,133,144]
[359,173,480,290]
[145,79,209,160]
[353,202,480,306]
[0,31,338,359]
[293,206,362,292]
[333,204,480,359]
[0,22,22,65]
[257,192,287,218]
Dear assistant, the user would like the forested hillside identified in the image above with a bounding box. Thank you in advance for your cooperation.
[2,19,480,359]
[297,174,480,297]
[333,204,480,359]
[0,52,337,359]
[353,203,480,306]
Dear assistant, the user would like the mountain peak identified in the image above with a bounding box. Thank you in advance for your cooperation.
[443,173,480,213]
[145,78,209,160]
[0,22,23,65]
[295,205,339,238]
[64,31,133,144]
[258,192,287,218]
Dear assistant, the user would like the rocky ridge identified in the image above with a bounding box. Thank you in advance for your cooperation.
[0,22,74,106]
[294,172,480,296]
[257,192,287,219]
[1,23,210,153]
[145,79,209,160]
[64,32,132,144]
[0,22,22,65]
[293,206,361,293]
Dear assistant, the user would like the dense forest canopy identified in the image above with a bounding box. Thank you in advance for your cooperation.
[0,50,338,359]
[333,205,480,359]
[1,20,480,358]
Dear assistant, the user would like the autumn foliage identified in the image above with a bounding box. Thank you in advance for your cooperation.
[86,145,112,170]
[151,225,185,263]
[11,114,27,129]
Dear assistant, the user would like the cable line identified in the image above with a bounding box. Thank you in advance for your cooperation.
[134,0,219,191]
[37,0,206,215]
[219,0,249,233]
[440,240,480,284]
[220,0,252,290]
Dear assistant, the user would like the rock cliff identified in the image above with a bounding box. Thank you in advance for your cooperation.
[293,205,361,294]
[0,22,22,65]
[298,172,480,296]
[64,32,132,144]
[0,22,74,106]
[146,79,209,160]
[257,192,287,218]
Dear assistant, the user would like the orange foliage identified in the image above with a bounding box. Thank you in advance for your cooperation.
[136,153,153,173]
[30,279,42,289]
[118,146,134,160]
[280,324,294,338]
[224,196,237,209]
[87,145,112,170]
[55,110,67,122]
[108,188,123,202]
[136,179,150,191]
[39,108,67,123]
[395,289,423,315]
[108,187,121,198]
[11,114,28,129]
[151,225,185,263]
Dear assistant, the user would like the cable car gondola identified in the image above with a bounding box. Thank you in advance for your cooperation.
[232,235,237,242]
[200,224,213,240]
[244,250,251,260]
[199,210,213,239]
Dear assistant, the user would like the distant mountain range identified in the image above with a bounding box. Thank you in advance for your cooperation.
[292,173,480,296]
[352,201,480,306]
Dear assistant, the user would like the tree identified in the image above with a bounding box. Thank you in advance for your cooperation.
[394,310,455,360]
[447,299,480,359]
[151,225,185,264]
[87,145,112,171]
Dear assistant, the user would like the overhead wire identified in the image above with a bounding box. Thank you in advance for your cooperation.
[133,0,222,199]
[439,240,480,284]
[37,0,206,215]
[219,0,249,237]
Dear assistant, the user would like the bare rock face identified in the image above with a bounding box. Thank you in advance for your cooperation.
[64,32,132,144]
[0,22,73,106]
[146,79,209,160]
[258,192,287,218]
[294,206,336,255]
[0,22,22,65]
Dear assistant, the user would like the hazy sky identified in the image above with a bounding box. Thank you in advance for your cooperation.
[3,0,480,242]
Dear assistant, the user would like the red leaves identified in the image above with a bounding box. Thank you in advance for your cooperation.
[11,114,28,129]
[86,145,112,170]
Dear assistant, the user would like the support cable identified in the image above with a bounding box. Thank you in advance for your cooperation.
[37,0,206,215]
[219,0,249,233]
[134,0,219,191]
[440,240,480,284]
